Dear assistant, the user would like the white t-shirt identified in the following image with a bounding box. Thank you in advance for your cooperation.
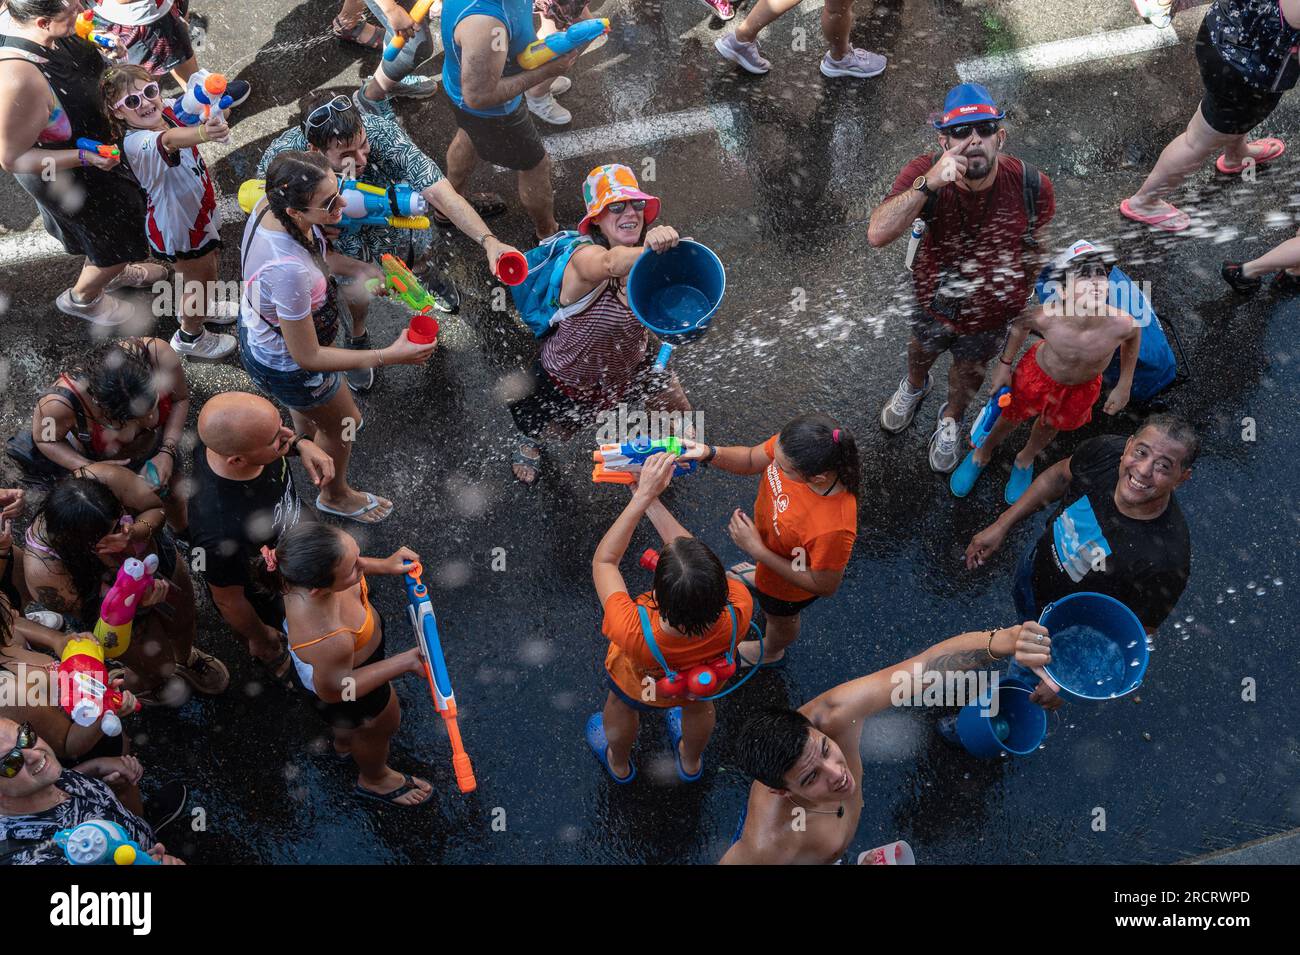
[123,110,220,257]
[240,205,329,372]
[95,1,174,27]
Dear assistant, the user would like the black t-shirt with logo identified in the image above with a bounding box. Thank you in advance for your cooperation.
[1030,435,1191,630]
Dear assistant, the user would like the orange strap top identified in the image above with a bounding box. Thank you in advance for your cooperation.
[289,576,376,654]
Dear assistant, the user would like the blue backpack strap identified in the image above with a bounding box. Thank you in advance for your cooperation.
[722,604,738,664]
[636,604,675,680]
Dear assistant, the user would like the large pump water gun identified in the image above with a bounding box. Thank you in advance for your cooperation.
[74,10,116,52]
[517,18,610,70]
[54,820,159,866]
[93,555,159,659]
[970,386,1012,449]
[58,635,139,737]
[172,70,234,127]
[592,436,698,485]
[403,561,476,793]
[383,0,437,61]
[236,178,430,231]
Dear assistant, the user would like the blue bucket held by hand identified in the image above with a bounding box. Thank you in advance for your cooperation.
[1039,592,1149,704]
[952,676,1046,758]
[627,240,726,340]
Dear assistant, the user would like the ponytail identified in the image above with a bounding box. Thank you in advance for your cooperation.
[778,413,860,498]
[251,522,345,596]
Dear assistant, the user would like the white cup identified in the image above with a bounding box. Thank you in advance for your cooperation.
[857,840,916,865]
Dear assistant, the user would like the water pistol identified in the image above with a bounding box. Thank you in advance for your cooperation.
[74,10,116,51]
[54,820,159,866]
[93,554,159,659]
[592,436,698,485]
[76,138,119,159]
[384,0,437,61]
[403,561,476,793]
[970,386,1012,449]
[368,253,438,312]
[173,70,234,127]
[58,635,139,737]
[517,18,610,70]
[236,178,430,231]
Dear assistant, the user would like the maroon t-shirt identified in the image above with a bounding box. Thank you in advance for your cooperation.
[886,153,1055,334]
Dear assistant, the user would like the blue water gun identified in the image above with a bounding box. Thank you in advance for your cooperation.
[517,18,610,69]
[403,561,476,793]
[54,820,159,866]
[76,137,119,159]
[592,436,698,484]
[970,386,1012,449]
[339,179,430,231]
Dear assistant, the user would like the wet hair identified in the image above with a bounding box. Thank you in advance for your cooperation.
[299,91,364,153]
[778,412,860,498]
[651,537,728,638]
[66,339,159,427]
[34,476,123,622]
[264,151,334,258]
[1137,413,1200,469]
[3,0,70,24]
[0,590,13,652]
[252,522,346,595]
[99,64,155,140]
[736,708,815,789]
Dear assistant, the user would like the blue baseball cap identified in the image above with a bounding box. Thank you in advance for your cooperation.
[933,82,1006,130]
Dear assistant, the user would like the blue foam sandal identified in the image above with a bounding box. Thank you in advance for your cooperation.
[665,706,703,782]
[949,450,987,498]
[1004,462,1034,504]
[585,712,636,784]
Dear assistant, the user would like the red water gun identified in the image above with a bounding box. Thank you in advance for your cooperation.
[59,635,138,737]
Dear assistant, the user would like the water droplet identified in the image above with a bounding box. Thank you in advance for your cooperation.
[1228,618,1236,625]
[1246,582,1256,590]
[1184,615,1194,623]
[1129,659,1140,666]
[1256,588,1267,596]
[1226,587,1237,594]
[1273,578,1284,586]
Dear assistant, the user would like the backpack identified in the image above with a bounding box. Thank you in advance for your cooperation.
[921,154,1043,250]
[509,230,595,337]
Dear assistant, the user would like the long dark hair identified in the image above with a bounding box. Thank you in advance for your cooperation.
[4,0,69,23]
[652,537,728,638]
[67,339,159,426]
[252,522,346,595]
[34,476,123,622]
[264,150,334,258]
[779,413,860,498]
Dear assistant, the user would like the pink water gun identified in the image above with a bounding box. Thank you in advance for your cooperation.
[58,636,138,737]
[93,555,159,659]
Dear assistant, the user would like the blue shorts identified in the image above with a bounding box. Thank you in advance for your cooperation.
[1012,540,1042,623]
[604,672,661,714]
[238,323,342,412]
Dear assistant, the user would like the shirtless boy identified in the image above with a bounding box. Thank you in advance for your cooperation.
[950,240,1142,504]
[721,621,1051,864]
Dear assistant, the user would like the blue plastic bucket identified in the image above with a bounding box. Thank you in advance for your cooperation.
[627,240,725,338]
[953,677,1046,758]
[1039,592,1148,703]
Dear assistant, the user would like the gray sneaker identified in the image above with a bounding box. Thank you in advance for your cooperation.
[389,73,439,98]
[880,373,932,432]
[715,33,771,75]
[55,288,132,327]
[346,333,376,394]
[353,85,394,118]
[819,47,887,79]
[928,402,963,474]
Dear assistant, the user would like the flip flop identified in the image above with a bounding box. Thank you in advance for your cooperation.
[665,707,702,782]
[353,773,432,808]
[512,439,543,485]
[736,640,786,670]
[585,713,636,784]
[315,492,391,524]
[1216,138,1285,175]
[727,561,757,588]
[1119,198,1190,233]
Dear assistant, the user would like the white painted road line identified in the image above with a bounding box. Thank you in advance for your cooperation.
[0,230,73,268]
[542,104,739,162]
[956,24,1179,82]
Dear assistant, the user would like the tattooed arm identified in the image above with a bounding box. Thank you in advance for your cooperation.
[802,622,1053,738]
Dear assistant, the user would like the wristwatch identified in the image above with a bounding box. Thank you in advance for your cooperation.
[912,175,932,196]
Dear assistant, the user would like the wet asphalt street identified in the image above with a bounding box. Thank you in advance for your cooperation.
[1,0,1298,864]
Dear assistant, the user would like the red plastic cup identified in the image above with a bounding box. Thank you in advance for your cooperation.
[639,549,659,572]
[495,250,528,286]
[408,312,439,345]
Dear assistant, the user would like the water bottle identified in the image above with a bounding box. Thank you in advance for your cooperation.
[904,219,926,271]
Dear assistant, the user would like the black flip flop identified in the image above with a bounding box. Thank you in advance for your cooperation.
[353,773,432,808]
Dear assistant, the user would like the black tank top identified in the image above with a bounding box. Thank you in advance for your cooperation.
[0,33,114,146]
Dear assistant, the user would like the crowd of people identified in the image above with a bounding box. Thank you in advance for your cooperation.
[0,0,1285,865]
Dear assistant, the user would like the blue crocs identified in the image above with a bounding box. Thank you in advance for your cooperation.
[949,450,987,498]
[665,706,703,782]
[585,713,636,784]
[1004,462,1034,504]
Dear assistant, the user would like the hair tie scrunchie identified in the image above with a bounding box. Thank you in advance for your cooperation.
[832,428,841,444]
[260,544,278,572]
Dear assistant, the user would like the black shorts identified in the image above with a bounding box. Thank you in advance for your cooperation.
[14,166,148,268]
[755,588,818,618]
[302,621,394,731]
[909,310,1006,364]
[447,95,547,171]
[1196,21,1285,136]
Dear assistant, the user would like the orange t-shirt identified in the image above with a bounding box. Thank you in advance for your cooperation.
[602,580,754,708]
[752,434,857,602]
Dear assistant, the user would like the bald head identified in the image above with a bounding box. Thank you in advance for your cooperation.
[199,392,283,457]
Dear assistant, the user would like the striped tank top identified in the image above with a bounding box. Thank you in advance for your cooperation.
[540,278,650,397]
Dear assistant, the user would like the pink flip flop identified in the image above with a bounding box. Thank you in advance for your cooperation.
[1216,138,1285,174]
[1119,198,1190,233]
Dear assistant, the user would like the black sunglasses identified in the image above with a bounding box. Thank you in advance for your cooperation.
[946,121,1000,140]
[605,199,647,215]
[1,722,36,779]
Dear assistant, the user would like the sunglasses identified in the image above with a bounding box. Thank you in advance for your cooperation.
[945,120,1000,141]
[1,722,36,779]
[305,95,353,130]
[604,199,647,215]
[317,189,346,214]
[115,82,161,112]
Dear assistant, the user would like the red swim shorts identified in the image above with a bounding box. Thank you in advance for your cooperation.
[1002,343,1101,432]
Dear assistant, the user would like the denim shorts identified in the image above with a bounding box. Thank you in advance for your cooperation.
[238,324,341,412]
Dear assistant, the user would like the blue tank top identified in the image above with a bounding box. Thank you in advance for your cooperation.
[441,0,536,117]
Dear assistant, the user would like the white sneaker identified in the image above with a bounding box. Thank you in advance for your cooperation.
[549,75,572,96]
[715,33,771,75]
[928,402,963,474]
[526,92,572,126]
[820,47,887,79]
[25,610,64,631]
[880,373,932,432]
[1132,0,1173,29]
[104,262,169,291]
[55,288,132,327]
[204,299,240,325]
[170,329,237,361]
